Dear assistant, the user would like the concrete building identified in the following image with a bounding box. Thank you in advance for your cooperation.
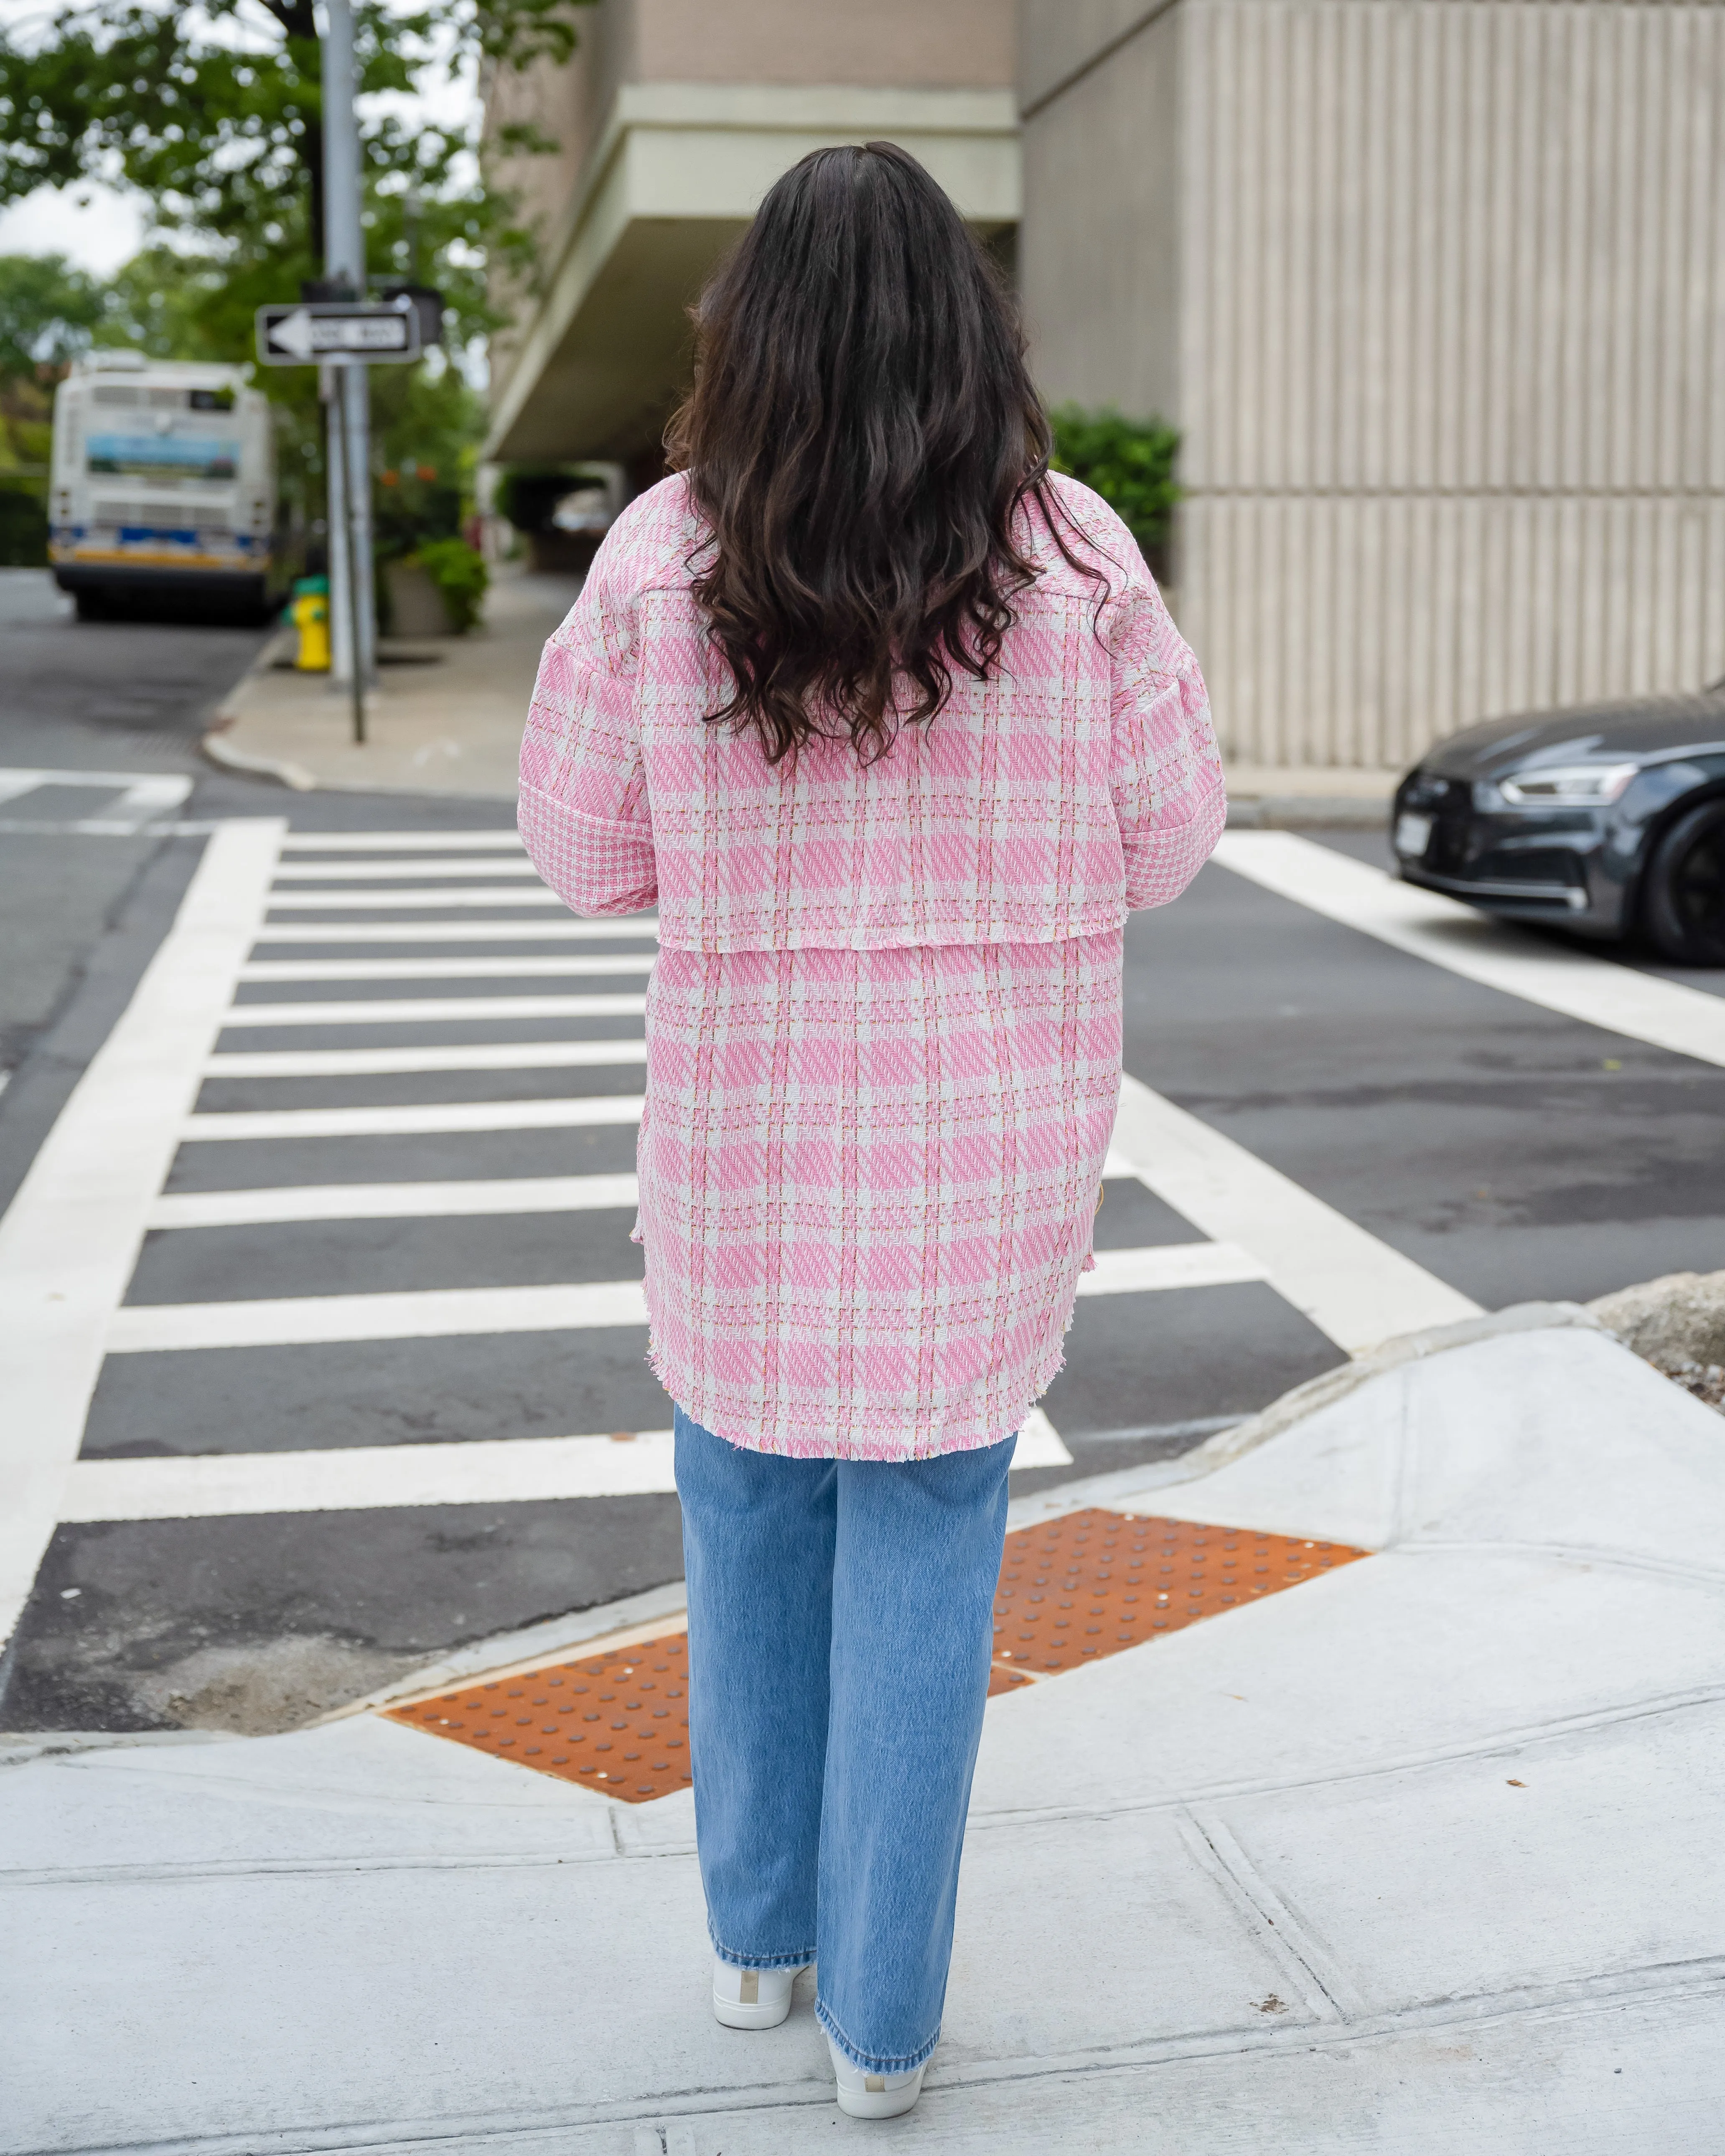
[483,1,1019,483]
[1021,0,1725,770]
[487,0,1725,771]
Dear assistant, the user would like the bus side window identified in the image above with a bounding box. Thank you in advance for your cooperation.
[189,389,236,412]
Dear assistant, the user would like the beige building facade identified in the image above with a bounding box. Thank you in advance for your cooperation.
[1022,0,1725,769]
[484,1,1019,475]
[488,0,1725,770]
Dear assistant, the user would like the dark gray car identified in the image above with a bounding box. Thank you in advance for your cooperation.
[1391,682,1725,965]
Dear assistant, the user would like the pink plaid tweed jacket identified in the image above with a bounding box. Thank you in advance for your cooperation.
[519,471,1224,1459]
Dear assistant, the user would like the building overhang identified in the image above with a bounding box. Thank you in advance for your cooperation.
[485,82,1021,465]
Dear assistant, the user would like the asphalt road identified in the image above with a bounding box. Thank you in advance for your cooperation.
[3,570,1722,1739]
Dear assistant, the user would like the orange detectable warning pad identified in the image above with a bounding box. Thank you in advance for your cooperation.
[386,1635,692,1803]
[386,1509,1369,1796]
[985,1508,1368,1696]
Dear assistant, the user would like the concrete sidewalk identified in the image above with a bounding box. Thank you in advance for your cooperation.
[200,560,1399,822]
[202,566,580,800]
[5,1307,1720,2152]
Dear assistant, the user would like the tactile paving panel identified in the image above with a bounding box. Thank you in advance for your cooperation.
[385,1635,692,1803]
[986,1509,1368,1696]
[387,1510,1369,1792]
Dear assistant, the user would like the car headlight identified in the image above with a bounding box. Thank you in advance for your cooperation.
[1492,762,1640,808]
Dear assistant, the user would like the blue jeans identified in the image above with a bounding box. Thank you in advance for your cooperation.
[674,1407,1015,2073]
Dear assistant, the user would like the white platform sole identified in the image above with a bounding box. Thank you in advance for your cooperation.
[711,1958,807,2030]
[828,2037,927,2119]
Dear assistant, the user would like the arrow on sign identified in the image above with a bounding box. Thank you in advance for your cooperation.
[270,307,318,361]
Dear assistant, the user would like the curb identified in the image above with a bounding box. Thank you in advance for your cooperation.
[199,728,318,793]
[1004,1300,1604,1531]
[1227,796,1392,830]
[202,626,319,791]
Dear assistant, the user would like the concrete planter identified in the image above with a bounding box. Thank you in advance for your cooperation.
[383,559,453,638]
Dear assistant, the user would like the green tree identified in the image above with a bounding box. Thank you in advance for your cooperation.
[1049,405,1182,578]
[0,3,593,526]
[0,252,108,379]
[0,4,588,295]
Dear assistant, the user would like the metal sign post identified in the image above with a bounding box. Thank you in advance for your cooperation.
[251,0,442,748]
[320,363,367,746]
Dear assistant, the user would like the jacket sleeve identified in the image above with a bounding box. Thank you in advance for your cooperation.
[1108,570,1226,910]
[516,537,657,916]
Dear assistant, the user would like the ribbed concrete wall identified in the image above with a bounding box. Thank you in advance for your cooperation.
[1023,0,1725,769]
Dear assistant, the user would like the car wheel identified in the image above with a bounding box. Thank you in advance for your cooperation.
[1642,798,1725,966]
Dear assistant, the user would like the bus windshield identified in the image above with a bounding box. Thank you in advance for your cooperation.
[87,432,239,481]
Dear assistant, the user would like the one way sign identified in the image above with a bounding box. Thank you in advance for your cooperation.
[255,299,422,366]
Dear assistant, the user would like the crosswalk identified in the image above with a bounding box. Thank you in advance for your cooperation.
[0,819,1485,1662]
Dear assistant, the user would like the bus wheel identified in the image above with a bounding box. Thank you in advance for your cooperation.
[73,589,111,622]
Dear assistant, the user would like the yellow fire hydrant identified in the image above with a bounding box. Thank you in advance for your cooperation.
[291,576,331,672]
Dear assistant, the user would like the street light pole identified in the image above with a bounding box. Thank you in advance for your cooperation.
[320,0,375,739]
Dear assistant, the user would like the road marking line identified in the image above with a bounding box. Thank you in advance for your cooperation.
[59,1408,1073,1520]
[109,775,194,829]
[280,831,527,852]
[1111,1074,1482,1353]
[217,992,649,1028]
[181,1095,646,1141]
[62,1431,682,1515]
[236,954,655,982]
[106,1281,651,1350]
[1214,830,1725,1068]
[272,859,547,882]
[1015,1408,1072,1466]
[249,919,657,943]
[0,765,196,797]
[265,887,568,910]
[150,1154,1142,1228]
[0,817,214,839]
[0,819,285,1649]
[102,1242,1259,1354]
[204,1040,649,1078]
[147,1175,643,1230]
[1077,1241,1265,1294]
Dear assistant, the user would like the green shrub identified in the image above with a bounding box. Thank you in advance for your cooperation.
[0,481,47,567]
[411,536,488,635]
[1048,406,1181,578]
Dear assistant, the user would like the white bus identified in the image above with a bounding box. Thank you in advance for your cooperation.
[49,350,283,620]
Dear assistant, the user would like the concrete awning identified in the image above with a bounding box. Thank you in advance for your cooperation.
[485,84,1021,466]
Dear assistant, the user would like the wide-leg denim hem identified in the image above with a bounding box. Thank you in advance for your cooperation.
[708,1920,815,1973]
[816,1998,940,2076]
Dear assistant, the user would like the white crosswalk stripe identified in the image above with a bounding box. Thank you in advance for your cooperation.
[204,1041,649,1078]
[218,991,649,1027]
[59,1406,1075,1521]
[147,1175,644,1230]
[273,858,548,881]
[279,830,527,852]
[237,955,656,982]
[265,886,570,909]
[182,1096,648,1142]
[250,918,656,943]
[106,1243,1265,1353]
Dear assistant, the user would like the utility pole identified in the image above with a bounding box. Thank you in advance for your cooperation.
[321,0,375,734]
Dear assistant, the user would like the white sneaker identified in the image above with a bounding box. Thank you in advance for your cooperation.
[711,1955,807,2030]
[826,2033,928,2119]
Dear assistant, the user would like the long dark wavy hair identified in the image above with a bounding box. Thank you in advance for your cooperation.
[667,141,1080,765]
